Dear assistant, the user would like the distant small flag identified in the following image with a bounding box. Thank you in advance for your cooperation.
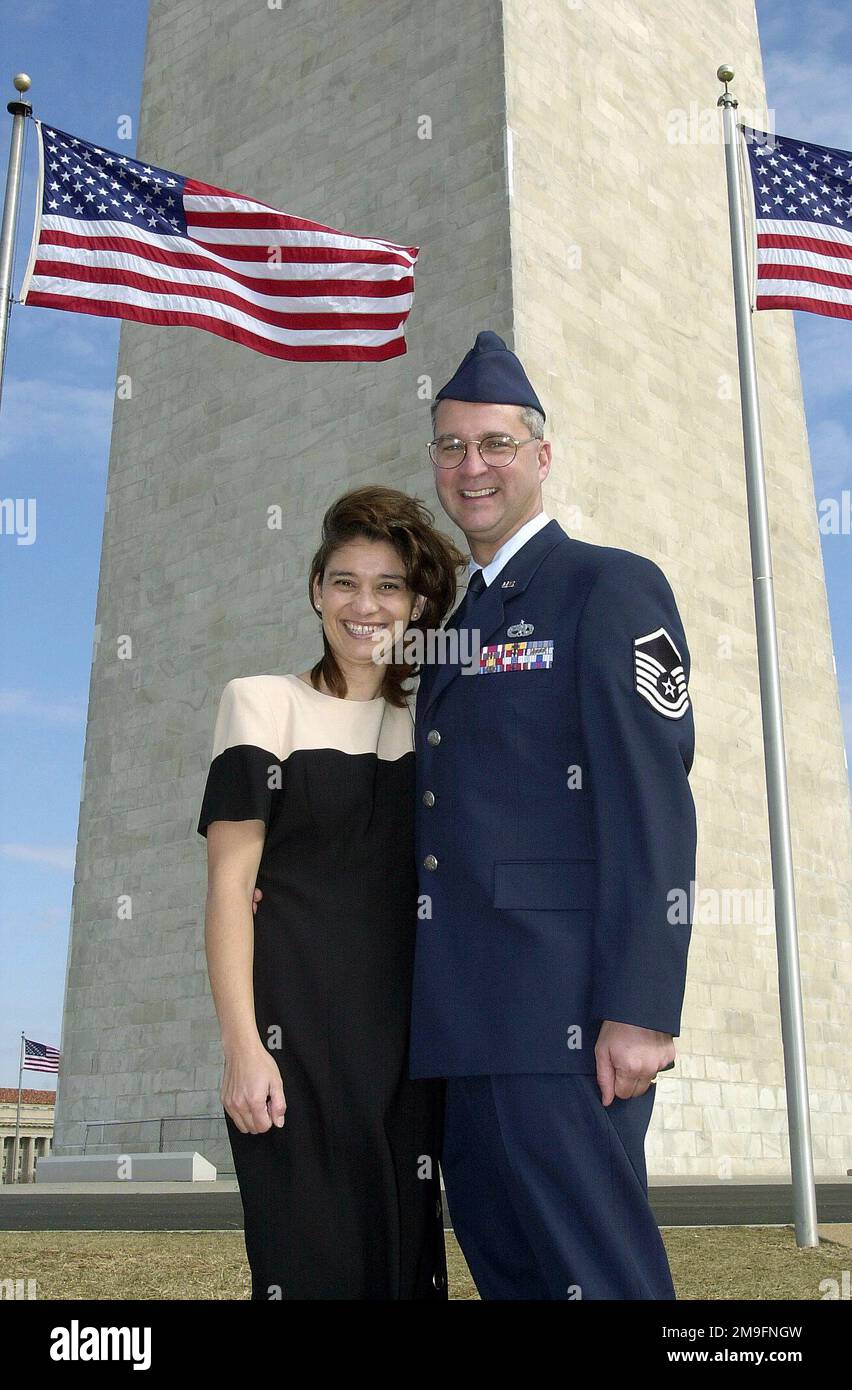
[20,120,419,361]
[24,1038,60,1073]
[742,126,852,322]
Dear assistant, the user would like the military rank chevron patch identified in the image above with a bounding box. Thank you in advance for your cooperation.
[633,627,690,718]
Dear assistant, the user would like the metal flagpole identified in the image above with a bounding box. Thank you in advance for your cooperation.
[716,64,818,1248]
[10,1033,25,1185]
[0,73,32,414]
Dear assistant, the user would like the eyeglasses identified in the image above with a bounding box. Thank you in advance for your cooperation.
[427,433,540,469]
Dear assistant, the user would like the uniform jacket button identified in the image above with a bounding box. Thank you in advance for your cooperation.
[423,854,438,871]
[422,790,436,807]
[426,729,441,746]
[432,1270,445,1290]
[436,1197,443,1218]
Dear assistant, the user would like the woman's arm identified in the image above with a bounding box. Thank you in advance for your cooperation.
[204,818,286,1133]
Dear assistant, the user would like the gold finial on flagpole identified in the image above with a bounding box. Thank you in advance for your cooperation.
[717,65,736,107]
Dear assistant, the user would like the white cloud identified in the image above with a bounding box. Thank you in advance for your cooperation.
[30,906,69,934]
[12,311,110,365]
[757,1,852,148]
[0,688,86,725]
[0,843,76,871]
[808,417,852,494]
[796,320,852,402]
[0,377,114,465]
[14,0,61,24]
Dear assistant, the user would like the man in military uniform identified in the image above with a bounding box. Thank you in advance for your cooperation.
[410,330,697,1300]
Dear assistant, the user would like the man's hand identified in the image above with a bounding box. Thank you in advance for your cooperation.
[595,1021,675,1105]
[252,887,263,915]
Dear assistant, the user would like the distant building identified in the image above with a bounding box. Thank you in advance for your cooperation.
[0,1089,54,1184]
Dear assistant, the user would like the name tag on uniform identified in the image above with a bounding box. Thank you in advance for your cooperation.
[479,639,554,673]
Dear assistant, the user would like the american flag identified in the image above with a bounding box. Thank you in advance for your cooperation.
[24,1038,60,1073]
[741,125,852,322]
[20,121,418,361]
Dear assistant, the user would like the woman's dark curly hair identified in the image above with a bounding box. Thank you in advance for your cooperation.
[307,485,467,707]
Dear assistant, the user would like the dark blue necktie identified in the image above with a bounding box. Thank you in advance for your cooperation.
[467,568,487,599]
[449,567,487,630]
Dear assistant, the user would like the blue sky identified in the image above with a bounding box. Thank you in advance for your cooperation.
[0,1,849,1090]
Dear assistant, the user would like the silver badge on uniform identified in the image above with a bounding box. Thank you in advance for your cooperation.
[506,619,534,637]
[633,627,689,719]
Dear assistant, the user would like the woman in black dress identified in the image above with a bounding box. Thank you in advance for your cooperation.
[198,486,464,1299]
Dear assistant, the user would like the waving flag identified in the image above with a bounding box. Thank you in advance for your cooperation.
[19,121,418,361]
[742,126,852,322]
[24,1037,60,1073]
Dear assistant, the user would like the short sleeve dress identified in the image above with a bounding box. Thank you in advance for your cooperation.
[197,673,447,1301]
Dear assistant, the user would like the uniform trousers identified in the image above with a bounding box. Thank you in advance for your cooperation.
[441,1073,675,1300]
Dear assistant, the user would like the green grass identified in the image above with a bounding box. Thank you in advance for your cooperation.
[1,1226,848,1300]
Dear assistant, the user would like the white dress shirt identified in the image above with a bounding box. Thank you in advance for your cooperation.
[468,510,552,589]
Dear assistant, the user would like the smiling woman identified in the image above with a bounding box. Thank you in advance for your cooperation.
[306,486,465,704]
[198,485,464,1301]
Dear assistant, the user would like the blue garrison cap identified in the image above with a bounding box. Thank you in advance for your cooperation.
[434,330,545,422]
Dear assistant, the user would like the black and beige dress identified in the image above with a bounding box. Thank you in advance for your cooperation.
[197,673,447,1300]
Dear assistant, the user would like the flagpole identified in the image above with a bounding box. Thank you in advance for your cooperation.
[716,65,818,1249]
[0,73,32,414]
[10,1032,24,1185]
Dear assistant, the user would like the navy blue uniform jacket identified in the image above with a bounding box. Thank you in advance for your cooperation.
[409,518,697,1077]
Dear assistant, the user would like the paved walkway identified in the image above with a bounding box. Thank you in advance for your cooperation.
[1,1179,850,1232]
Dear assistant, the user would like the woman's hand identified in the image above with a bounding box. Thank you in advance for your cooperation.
[252,887,263,915]
[221,1039,286,1134]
